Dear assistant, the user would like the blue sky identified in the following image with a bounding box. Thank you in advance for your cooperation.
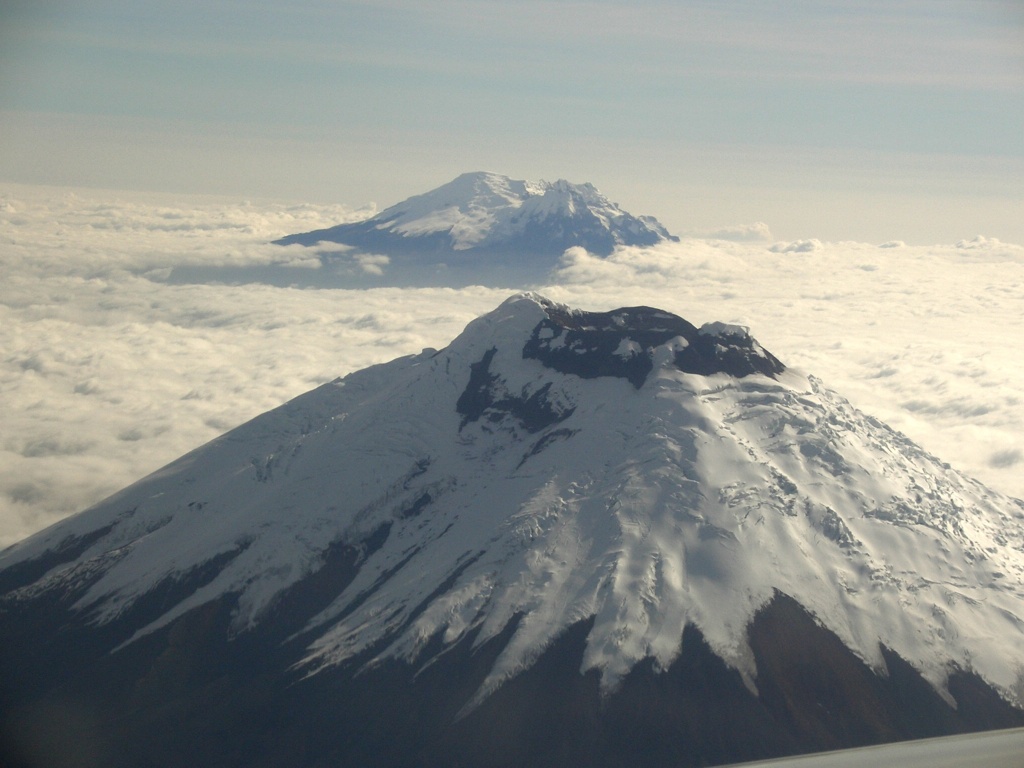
[1,0,1022,242]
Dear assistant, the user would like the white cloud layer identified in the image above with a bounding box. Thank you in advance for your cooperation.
[1,183,1022,547]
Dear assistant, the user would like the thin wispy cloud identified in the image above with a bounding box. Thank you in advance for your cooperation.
[325,0,1024,89]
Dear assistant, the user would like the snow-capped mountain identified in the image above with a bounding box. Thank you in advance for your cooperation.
[2,294,1023,768]
[271,172,676,285]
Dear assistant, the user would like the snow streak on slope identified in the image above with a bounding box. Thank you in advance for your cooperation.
[2,294,1023,713]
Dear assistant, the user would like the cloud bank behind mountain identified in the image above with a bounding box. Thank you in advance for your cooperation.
[1,182,1021,546]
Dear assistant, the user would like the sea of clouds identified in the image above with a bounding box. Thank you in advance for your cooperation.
[1,182,1022,547]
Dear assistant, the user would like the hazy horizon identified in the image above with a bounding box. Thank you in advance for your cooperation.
[1,1,1023,243]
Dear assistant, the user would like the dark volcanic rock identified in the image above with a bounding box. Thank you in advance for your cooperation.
[2,590,1020,768]
[523,305,784,389]
[456,347,576,432]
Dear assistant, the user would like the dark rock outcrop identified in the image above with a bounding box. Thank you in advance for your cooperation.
[2,588,1019,768]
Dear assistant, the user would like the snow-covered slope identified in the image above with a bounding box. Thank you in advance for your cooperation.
[272,172,676,281]
[3,293,1023,716]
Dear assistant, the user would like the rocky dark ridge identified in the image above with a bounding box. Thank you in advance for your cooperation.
[523,304,785,388]
[456,304,784,435]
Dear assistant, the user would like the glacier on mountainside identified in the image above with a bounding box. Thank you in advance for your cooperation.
[2,293,1023,713]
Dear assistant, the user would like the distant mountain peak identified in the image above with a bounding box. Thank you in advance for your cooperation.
[273,174,677,285]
